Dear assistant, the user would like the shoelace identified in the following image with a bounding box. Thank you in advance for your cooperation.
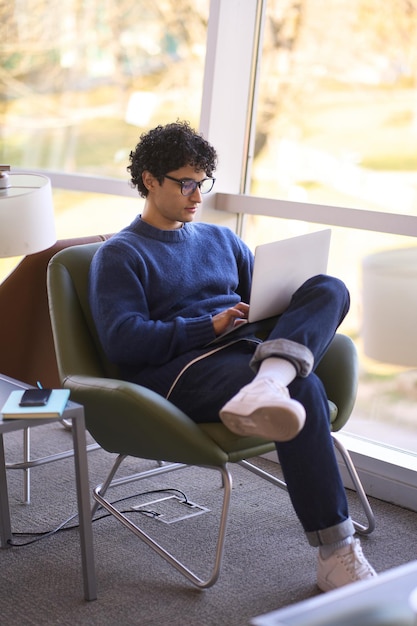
[245,378,288,395]
[337,542,373,578]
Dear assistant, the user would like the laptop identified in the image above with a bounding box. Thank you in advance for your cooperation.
[210,228,331,343]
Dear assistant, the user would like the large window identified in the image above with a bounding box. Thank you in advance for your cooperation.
[2,0,417,500]
[245,0,417,453]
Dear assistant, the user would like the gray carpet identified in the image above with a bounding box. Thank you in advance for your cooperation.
[2,421,417,626]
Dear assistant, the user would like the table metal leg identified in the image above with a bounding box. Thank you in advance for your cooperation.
[23,426,31,504]
[71,409,97,601]
[0,434,12,547]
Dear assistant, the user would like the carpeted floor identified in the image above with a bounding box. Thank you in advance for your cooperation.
[2,421,417,626]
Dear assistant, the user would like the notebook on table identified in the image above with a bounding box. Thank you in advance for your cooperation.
[1,388,70,419]
[210,228,331,343]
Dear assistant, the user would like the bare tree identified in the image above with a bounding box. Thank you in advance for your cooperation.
[355,0,417,83]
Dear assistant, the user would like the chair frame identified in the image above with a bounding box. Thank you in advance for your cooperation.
[91,438,375,589]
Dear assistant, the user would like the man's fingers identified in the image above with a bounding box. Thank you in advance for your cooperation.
[231,302,249,319]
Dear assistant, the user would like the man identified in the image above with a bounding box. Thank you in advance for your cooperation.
[88,121,376,592]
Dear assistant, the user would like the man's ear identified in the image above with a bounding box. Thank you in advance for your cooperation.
[142,170,158,192]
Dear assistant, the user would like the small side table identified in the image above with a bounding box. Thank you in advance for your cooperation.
[0,373,97,601]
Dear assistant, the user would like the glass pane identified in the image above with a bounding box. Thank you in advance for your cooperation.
[250,0,417,453]
[1,1,209,178]
[0,1,209,279]
[252,0,417,217]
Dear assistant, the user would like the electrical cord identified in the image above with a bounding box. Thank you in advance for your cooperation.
[7,487,190,547]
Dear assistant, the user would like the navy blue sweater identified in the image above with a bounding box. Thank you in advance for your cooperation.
[88,216,254,395]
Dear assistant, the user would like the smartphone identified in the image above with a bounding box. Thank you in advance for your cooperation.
[19,388,52,407]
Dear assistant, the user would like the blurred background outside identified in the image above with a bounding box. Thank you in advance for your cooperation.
[1,0,417,453]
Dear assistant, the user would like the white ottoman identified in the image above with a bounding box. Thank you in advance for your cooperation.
[362,247,417,367]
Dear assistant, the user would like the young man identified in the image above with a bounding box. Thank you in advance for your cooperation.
[88,121,376,592]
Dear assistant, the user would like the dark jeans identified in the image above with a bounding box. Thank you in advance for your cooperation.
[168,275,356,546]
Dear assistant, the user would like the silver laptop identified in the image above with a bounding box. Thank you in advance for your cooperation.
[210,229,331,343]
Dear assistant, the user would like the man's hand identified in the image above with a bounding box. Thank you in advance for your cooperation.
[212,302,250,336]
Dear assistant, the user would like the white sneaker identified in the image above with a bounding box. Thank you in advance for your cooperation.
[317,539,377,592]
[219,378,306,441]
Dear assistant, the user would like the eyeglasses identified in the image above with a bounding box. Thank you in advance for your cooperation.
[164,174,216,196]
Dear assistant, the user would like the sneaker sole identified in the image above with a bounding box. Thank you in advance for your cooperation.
[317,571,376,593]
[316,576,336,593]
[220,403,306,442]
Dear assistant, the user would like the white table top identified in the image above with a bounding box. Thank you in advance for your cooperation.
[251,560,417,625]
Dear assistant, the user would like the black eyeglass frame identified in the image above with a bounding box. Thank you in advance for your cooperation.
[163,174,216,196]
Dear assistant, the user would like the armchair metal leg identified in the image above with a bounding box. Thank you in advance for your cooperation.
[239,459,288,490]
[239,436,376,536]
[332,434,375,534]
[91,455,187,517]
[92,456,233,588]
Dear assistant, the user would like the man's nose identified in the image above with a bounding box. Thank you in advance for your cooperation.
[189,186,203,201]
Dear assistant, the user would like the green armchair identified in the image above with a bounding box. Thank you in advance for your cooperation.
[47,242,374,589]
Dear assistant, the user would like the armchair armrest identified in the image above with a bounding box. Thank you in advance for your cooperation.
[64,375,229,466]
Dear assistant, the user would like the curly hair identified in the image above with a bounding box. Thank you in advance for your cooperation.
[128,121,218,197]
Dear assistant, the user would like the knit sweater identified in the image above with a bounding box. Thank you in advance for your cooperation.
[88,216,254,395]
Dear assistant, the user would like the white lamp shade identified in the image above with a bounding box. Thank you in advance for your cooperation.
[0,173,57,257]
